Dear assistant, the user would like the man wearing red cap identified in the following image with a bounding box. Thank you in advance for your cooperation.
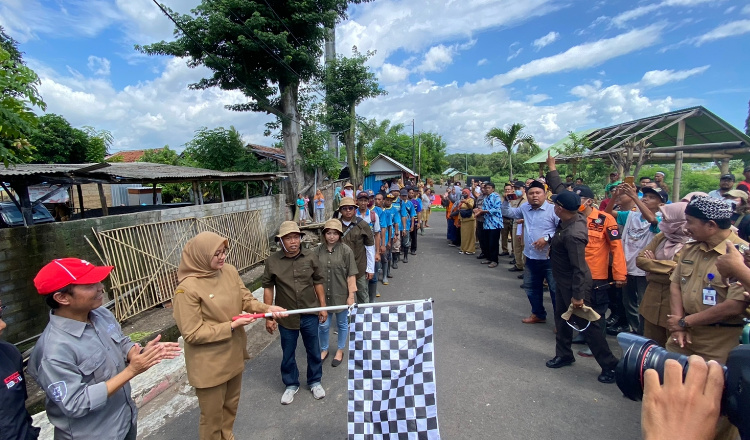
[28,258,181,440]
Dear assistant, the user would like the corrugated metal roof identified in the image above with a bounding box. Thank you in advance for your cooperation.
[368,154,418,177]
[0,162,282,184]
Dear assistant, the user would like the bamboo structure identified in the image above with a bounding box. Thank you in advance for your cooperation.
[92,210,270,321]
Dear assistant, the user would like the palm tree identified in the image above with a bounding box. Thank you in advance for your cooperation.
[485,123,534,182]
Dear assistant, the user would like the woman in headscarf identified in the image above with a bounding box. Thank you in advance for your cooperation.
[635,202,690,346]
[173,232,286,440]
[458,188,476,254]
[315,219,357,367]
[333,186,342,213]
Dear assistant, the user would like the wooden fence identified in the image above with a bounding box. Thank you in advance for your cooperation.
[91,210,269,321]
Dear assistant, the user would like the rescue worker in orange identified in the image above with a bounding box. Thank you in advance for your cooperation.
[545,153,627,335]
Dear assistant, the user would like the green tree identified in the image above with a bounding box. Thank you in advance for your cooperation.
[29,114,90,164]
[485,123,534,182]
[140,146,180,166]
[0,42,46,165]
[81,126,113,162]
[137,0,369,196]
[324,47,385,187]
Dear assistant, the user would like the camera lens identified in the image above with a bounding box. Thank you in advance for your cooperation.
[615,333,689,400]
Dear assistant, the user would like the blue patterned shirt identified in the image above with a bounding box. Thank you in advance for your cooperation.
[482,192,504,230]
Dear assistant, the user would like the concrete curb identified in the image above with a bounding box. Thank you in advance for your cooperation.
[32,287,267,439]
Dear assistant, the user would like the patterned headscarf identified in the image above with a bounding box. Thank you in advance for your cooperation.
[685,195,733,221]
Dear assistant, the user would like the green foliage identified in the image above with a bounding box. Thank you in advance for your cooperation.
[0,44,46,165]
[365,119,447,177]
[81,126,113,162]
[29,114,92,164]
[140,146,180,166]
[323,47,386,186]
[297,123,341,179]
[183,126,279,200]
[485,123,534,181]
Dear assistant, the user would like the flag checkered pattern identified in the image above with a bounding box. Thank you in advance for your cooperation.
[348,301,440,439]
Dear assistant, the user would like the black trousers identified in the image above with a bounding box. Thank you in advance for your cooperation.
[476,222,486,253]
[410,226,418,252]
[554,279,618,370]
[484,228,501,263]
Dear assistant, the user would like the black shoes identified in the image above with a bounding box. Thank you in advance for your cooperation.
[476,254,486,259]
[605,315,620,327]
[403,254,408,263]
[499,252,510,256]
[391,259,398,269]
[508,267,523,272]
[517,274,524,279]
[598,369,616,384]
[546,356,575,369]
[606,324,629,336]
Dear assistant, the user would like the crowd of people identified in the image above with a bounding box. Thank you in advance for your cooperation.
[5,163,750,440]
[442,154,750,440]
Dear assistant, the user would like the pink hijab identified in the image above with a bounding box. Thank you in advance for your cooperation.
[680,191,708,203]
[655,202,689,260]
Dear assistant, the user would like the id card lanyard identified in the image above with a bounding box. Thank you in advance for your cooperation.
[703,273,717,306]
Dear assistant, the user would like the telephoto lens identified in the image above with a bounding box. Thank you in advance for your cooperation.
[614,333,692,401]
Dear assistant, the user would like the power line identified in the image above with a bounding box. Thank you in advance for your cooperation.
[149,0,306,127]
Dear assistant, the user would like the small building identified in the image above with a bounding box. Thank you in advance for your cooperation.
[364,154,418,192]
[442,167,466,184]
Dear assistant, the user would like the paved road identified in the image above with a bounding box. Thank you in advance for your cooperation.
[148,223,642,440]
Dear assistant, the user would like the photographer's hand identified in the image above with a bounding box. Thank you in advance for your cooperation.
[642,356,723,440]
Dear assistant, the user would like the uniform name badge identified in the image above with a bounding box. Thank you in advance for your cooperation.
[702,287,717,306]
[703,273,717,306]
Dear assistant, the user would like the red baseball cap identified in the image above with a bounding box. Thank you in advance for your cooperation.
[34,258,114,295]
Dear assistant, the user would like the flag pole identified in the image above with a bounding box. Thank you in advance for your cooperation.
[233,298,432,320]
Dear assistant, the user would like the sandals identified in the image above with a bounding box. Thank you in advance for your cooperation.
[488,262,498,268]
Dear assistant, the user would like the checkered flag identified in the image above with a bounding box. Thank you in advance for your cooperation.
[348,301,440,439]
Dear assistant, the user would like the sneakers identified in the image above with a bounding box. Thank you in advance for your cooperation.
[382,279,388,286]
[281,387,298,405]
[311,384,326,400]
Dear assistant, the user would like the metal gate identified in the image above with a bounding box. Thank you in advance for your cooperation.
[92,210,269,322]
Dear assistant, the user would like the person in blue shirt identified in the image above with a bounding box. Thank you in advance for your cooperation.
[375,192,399,288]
[474,182,504,268]
[389,185,404,267]
[408,187,422,256]
[502,180,559,324]
[399,189,417,263]
[385,191,403,270]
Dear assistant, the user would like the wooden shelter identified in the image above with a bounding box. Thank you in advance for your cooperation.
[525,106,750,200]
[0,162,282,226]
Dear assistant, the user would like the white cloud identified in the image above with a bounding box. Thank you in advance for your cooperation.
[34,58,274,152]
[337,0,562,68]
[612,0,715,28]
[639,65,709,87]
[743,5,750,14]
[693,19,750,45]
[533,31,560,50]
[507,42,523,61]
[87,56,111,76]
[380,63,411,83]
[477,58,488,66]
[416,45,457,73]
[495,25,663,87]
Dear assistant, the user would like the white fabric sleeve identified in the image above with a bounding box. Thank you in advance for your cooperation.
[365,245,375,273]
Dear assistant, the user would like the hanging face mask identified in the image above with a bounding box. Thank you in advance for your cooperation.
[515,190,523,197]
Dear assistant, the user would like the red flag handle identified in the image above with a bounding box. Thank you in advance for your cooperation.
[232,313,267,321]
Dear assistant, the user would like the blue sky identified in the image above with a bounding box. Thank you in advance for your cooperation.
[2,0,749,155]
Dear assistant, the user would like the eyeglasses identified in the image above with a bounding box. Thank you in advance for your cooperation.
[213,248,230,258]
[340,206,356,211]
[0,304,6,319]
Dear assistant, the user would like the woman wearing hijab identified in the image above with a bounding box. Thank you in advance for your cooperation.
[173,232,286,440]
[458,188,476,254]
[315,219,357,367]
[635,202,690,346]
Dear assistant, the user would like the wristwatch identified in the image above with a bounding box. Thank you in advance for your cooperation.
[543,235,551,243]
[678,317,689,329]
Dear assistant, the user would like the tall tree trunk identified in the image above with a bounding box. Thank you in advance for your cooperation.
[345,104,358,188]
[354,106,364,188]
[280,83,307,197]
[507,146,514,181]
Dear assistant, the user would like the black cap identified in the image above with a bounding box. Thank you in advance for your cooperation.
[641,186,669,203]
[551,191,581,211]
[527,180,545,191]
[513,180,525,188]
[573,185,595,199]
[720,173,736,181]
[356,191,369,199]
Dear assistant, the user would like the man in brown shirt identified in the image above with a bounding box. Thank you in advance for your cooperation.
[263,221,327,405]
[338,196,375,303]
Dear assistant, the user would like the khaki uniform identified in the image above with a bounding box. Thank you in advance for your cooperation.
[511,195,526,270]
[666,232,747,440]
[666,232,747,362]
[636,234,678,347]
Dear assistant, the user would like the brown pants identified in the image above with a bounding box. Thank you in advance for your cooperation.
[460,218,476,253]
[643,319,668,348]
[512,222,525,270]
[501,218,514,253]
[195,373,243,440]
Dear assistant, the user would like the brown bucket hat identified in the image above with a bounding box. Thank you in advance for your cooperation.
[275,221,305,241]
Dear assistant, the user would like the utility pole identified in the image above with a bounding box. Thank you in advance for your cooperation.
[411,119,415,172]
[325,26,338,155]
